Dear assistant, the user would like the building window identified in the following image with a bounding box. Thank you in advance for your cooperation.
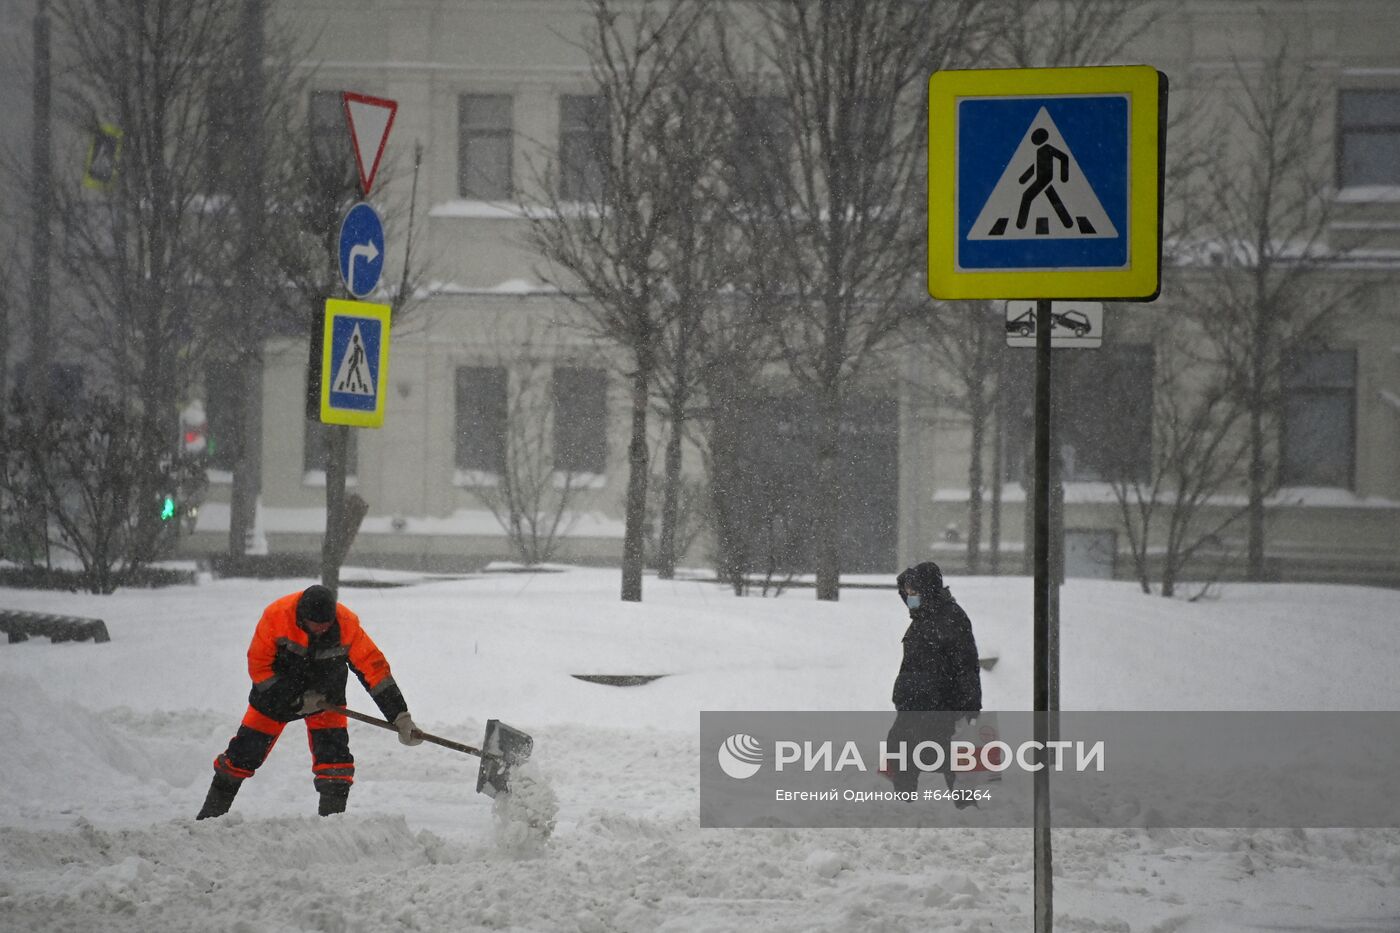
[207,86,238,194]
[309,90,356,191]
[1338,90,1400,188]
[559,95,609,201]
[1059,345,1154,483]
[1282,349,1355,488]
[455,366,507,473]
[1000,345,1154,485]
[552,367,607,474]
[458,95,513,199]
[731,96,788,205]
[303,419,358,477]
[204,363,241,473]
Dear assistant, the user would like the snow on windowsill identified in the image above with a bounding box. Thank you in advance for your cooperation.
[453,469,501,488]
[932,483,1399,509]
[553,471,606,490]
[1335,186,1400,204]
[428,200,602,221]
[426,278,558,296]
[302,470,359,489]
[191,502,624,538]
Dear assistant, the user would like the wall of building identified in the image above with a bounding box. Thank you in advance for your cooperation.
[169,0,1400,585]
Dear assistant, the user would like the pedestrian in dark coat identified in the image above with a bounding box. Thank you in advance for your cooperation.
[885,561,982,794]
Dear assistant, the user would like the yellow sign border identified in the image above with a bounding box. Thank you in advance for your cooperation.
[82,123,124,191]
[320,298,391,428]
[928,65,1164,301]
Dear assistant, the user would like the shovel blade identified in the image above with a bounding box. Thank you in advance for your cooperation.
[476,719,534,797]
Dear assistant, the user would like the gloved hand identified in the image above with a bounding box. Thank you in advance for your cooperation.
[298,691,327,715]
[393,712,423,746]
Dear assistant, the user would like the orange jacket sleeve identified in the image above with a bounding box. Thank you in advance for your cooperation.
[341,609,409,721]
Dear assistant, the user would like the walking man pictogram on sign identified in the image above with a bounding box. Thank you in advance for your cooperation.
[336,333,370,394]
[1017,128,1072,231]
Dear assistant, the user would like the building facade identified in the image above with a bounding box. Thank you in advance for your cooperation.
[7,1,1397,584]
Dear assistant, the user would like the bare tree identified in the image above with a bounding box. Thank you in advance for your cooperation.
[990,0,1157,69]
[721,0,984,600]
[524,0,713,601]
[647,30,737,580]
[0,390,204,592]
[1103,316,1251,597]
[911,302,1005,574]
[462,330,597,566]
[47,0,244,566]
[915,0,1156,577]
[1186,39,1369,580]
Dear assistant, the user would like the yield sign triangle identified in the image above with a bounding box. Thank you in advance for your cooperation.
[968,107,1117,241]
[332,322,376,396]
[342,92,398,196]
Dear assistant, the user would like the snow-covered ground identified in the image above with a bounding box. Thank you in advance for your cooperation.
[1,566,1398,932]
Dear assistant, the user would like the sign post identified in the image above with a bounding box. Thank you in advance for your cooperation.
[929,64,1166,933]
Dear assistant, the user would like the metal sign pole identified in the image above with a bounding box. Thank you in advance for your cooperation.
[1033,297,1054,933]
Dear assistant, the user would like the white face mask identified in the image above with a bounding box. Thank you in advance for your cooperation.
[904,594,921,610]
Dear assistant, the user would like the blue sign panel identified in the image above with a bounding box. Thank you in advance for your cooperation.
[327,311,382,413]
[956,95,1129,273]
[337,201,386,298]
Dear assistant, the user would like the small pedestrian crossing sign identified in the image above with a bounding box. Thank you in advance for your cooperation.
[320,298,391,428]
[928,65,1165,301]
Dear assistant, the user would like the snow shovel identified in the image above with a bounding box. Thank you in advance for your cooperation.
[323,703,533,797]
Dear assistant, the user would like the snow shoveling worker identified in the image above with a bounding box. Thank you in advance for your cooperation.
[196,584,423,820]
[884,561,982,797]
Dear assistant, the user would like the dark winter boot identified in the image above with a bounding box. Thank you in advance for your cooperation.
[196,774,242,820]
[318,787,349,817]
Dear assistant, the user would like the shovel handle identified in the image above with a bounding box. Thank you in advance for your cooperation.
[324,704,490,759]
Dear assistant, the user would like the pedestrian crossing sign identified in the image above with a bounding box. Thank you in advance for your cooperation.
[928,65,1166,301]
[320,298,391,427]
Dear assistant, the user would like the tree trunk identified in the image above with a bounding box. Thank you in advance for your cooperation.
[657,310,692,579]
[228,362,262,559]
[989,380,1004,575]
[621,360,652,602]
[1246,402,1267,580]
[657,414,683,579]
[29,5,52,411]
[813,386,841,601]
[707,381,747,594]
[966,383,986,574]
[229,0,267,560]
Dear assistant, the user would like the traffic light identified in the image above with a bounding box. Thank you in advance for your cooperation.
[160,495,176,522]
[180,400,208,455]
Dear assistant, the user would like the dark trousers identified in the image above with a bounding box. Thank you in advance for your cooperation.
[213,705,354,795]
[885,710,959,794]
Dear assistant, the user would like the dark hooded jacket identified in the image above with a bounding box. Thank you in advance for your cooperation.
[892,562,982,713]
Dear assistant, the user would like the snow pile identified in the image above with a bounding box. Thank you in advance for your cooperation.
[492,763,559,857]
[2,569,1400,930]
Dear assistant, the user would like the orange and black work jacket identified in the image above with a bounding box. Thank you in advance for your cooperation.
[246,591,409,724]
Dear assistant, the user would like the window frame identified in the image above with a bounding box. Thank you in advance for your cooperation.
[457,94,514,200]
[308,89,356,191]
[302,417,359,483]
[1336,89,1400,190]
[551,365,608,476]
[1280,348,1357,490]
[453,364,508,476]
[558,94,610,202]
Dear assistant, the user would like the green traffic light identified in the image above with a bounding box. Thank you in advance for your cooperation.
[161,496,176,521]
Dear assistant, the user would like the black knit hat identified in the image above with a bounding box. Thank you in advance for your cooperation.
[297,585,337,624]
[896,561,944,598]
